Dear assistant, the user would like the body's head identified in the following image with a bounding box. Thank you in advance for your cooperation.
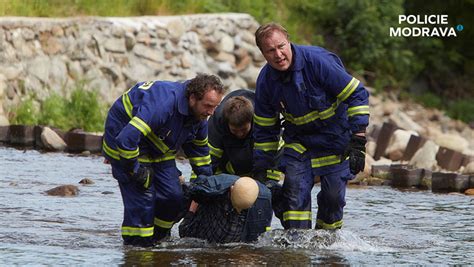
[223,96,253,139]
[255,23,293,72]
[186,74,225,120]
[230,176,259,213]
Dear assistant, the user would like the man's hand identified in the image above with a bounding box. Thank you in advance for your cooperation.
[132,165,153,189]
[344,135,367,175]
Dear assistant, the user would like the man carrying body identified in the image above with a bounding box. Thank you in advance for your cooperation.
[102,74,225,246]
[253,23,370,230]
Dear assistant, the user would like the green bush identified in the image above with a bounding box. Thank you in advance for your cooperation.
[10,87,107,132]
[10,97,38,125]
[447,99,474,123]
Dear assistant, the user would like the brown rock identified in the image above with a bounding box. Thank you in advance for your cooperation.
[45,185,79,197]
[79,178,95,185]
[465,188,474,195]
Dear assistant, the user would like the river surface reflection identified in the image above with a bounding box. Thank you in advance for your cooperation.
[0,147,472,265]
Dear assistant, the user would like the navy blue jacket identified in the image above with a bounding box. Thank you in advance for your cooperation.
[102,80,212,175]
[254,44,370,176]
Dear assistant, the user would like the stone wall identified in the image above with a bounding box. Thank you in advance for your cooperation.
[0,13,265,125]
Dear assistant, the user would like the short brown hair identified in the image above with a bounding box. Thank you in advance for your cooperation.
[255,22,289,50]
[223,96,254,127]
[186,73,225,100]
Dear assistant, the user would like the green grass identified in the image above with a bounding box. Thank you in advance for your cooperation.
[10,86,107,132]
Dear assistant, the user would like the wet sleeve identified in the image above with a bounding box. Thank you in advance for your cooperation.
[182,120,212,178]
[253,73,282,178]
[316,54,370,133]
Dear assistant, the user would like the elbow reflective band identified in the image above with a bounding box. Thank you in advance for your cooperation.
[316,219,343,230]
[284,143,307,154]
[121,226,154,237]
[311,155,341,168]
[337,77,360,102]
[130,116,152,136]
[189,155,211,166]
[102,139,119,160]
[254,114,278,127]
[209,143,224,158]
[154,217,174,229]
[347,105,370,117]
[225,161,235,174]
[118,147,139,159]
[266,169,283,181]
[192,137,208,146]
[283,211,312,221]
[254,141,279,151]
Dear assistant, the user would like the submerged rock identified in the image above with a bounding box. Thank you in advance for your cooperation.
[45,185,79,196]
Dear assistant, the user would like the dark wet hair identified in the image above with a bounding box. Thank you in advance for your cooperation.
[255,22,289,50]
[186,74,225,100]
[223,96,254,127]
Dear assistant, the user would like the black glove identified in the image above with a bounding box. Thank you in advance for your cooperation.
[344,135,367,175]
[131,165,153,189]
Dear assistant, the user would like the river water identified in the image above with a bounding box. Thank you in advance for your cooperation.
[1,146,473,265]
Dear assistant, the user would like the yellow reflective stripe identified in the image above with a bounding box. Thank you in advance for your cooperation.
[190,171,197,180]
[117,147,139,159]
[254,114,278,127]
[282,110,319,125]
[265,226,272,231]
[122,92,133,119]
[266,169,282,181]
[121,226,154,237]
[154,217,174,229]
[319,102,338,120]
[102,140,119,160]
[316,219,343,230]
[225,161,235,174]
[283,211,312,221]
[189,155,211,166]
[348,105,370,117]
[129,117,152,136]
[192,137,208,146]
[337,77,360,102]
[254,141,279,152]
[209,143,224,158]
[284,143,307,154]
[146,132,171,154]
[311,155,341,168]
[138,153,175,163]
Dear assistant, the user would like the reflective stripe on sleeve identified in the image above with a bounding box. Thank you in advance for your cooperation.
[192,137,208,146]
[189,155,211,166]
[254,114,278,127]
[347,105,370,117]
[209,143,224,158]
[117,147,139,159]
[254,141,279,152]
[129,116,152,136]
[337,77,360,102]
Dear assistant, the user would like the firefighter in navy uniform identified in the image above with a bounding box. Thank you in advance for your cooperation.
[102,74,225,246]
[207,89,283,182]
[253,23,370,230]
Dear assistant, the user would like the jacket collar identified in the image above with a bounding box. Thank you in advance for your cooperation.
[177,81,190,116]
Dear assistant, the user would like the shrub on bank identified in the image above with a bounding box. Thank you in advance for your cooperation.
[10,87,107,132]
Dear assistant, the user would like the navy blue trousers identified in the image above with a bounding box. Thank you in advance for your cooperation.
[275,154,353,230]
[112,162,185,246]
